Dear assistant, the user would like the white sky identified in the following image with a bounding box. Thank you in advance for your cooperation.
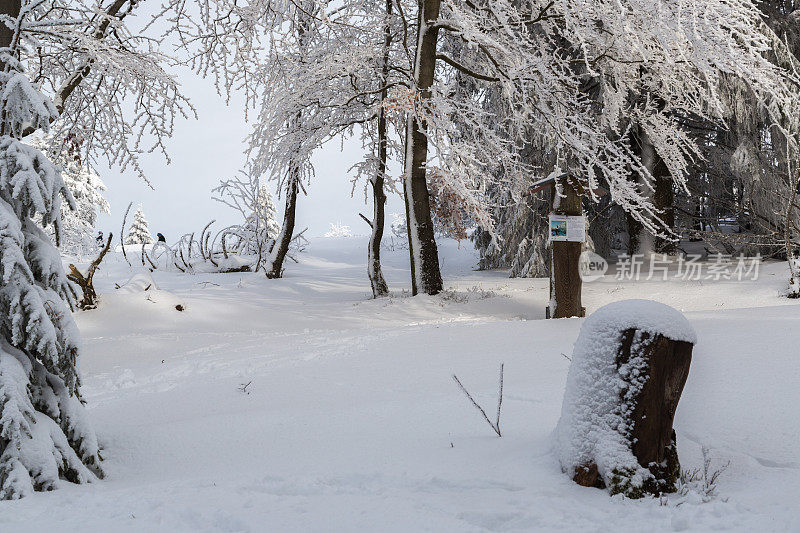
[96,6,406,241]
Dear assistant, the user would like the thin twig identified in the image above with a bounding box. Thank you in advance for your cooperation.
[495,363,503,434]
[452,363,504,437]
[120,202,132,267]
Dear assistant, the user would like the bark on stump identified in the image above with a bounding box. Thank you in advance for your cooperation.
[574,328,693,496]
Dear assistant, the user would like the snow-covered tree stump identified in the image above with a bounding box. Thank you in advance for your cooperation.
[556,300,696,498]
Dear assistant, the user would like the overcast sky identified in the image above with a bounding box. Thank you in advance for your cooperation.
[96,6,406,241]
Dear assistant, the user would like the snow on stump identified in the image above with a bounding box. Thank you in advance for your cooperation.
[555,299,696,498]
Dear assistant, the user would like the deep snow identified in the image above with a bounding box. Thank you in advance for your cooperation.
[1,237,798,532]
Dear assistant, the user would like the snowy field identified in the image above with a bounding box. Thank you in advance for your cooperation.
[1,237,799,532]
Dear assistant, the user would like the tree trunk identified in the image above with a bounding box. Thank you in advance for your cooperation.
[266,171,298,279]
[0,0,21,138]
[645,125,676,254]
[627,124,648,255]
[549,176,583,318]
[266,10,308,280]
[366,0,392,298]
[0,1,20,50]
[629,123,675,255]
[402,0,443,296]
[626,211,643,256]
[652,172,675,254]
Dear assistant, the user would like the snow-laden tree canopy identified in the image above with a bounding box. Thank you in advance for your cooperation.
[410,0,800,238]
[155,0,800,293]
[21,0,192,183]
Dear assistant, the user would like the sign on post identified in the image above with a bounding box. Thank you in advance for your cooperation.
[549,214,586,243]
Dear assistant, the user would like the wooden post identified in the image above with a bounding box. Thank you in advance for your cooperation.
[549,175,584,318]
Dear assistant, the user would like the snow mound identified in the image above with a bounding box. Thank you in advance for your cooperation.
[189,254,253,273]
[116,271,159,293]
[555,299,696,493]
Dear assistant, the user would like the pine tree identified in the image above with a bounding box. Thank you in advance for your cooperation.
[0,3,102,499]
[236,185,281,256]
[125,206,153,245]
[247,185,280,240]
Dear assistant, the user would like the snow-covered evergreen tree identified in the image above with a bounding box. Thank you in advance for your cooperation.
[247,186,280,241]
[0,4,102,499]
[125,206,153,245]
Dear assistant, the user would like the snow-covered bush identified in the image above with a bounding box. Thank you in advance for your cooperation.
[325,222,353,238]
[0,34,102,498]
[677,445,730,503]
[58,162,108,256]
[213,175,281,259]
[143,216,301,275]
[380,213,409,251]
[389,213,407,239]
[125,206,153,245]
[247,185,281,243]
[555,300,696,497]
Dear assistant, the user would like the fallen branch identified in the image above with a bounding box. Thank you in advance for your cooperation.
[120,202,133,266]
[67,232,114,310]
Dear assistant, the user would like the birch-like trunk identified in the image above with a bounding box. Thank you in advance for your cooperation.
[628,123,674,255]
[402,0,443,296]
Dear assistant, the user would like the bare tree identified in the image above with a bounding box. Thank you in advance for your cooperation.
[67,232,114,309]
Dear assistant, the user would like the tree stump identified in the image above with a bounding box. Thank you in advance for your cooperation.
[555,300,696,498]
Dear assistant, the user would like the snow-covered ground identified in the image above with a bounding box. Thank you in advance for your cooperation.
[2,237,798,532]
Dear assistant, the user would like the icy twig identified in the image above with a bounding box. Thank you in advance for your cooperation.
[452,363,504,437]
